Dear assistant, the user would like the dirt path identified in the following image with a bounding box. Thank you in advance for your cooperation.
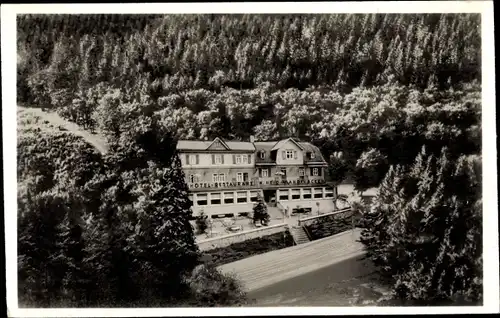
[18,106,109,155]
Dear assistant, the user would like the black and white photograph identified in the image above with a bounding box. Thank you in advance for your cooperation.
[2,1,498,316]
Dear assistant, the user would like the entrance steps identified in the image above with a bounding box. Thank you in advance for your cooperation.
[289,226,311,245]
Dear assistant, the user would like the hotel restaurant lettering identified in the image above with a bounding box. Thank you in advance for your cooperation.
[189,178,327,189]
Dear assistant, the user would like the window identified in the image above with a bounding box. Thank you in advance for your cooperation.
[236,172,243,182]
[236,155,242,164]
[286,150,294,159]
[237,191,247,203]
[261,168,269,177]
[189,174,195,183]
[215,154,222,164]
[187,154,199,165]
[313,168,319,176]
[314,188,323,199]
[325,189,334,198]
[299,167,305,176]
[260,151,265,159]
[243,172,249,182]
[281,168,287,176]
[224,192,234,204]
[302,188,312,199]
[212,173,225,183]
[279,190,289,201]
[242,155,248,164]
[250,191,259,202]
[210,193,221,205]
[291,189,300,200]
[197,194,208,206]
[310,152,315,159]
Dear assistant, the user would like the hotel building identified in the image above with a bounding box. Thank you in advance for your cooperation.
[177,137,336,218]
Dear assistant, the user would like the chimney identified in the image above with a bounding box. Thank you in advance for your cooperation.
[250,135,255,143]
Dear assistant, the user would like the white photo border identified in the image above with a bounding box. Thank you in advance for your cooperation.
[2,1,498,316]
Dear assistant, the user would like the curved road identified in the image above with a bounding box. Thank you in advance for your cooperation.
[18,106,109,154]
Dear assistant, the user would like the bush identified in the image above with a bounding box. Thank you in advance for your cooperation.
[183,264,252,307]
[203,231,295,267]
[252,194,270,225]
[303,210,355,240]
[195,211,209,235]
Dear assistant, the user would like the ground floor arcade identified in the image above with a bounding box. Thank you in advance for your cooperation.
[189,186,337,218]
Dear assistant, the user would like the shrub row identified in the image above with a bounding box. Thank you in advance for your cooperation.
[203,230,295,268]
[303,210,356,241]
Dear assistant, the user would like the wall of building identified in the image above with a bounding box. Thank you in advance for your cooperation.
[190,189,263,217]
[275,140,304,165]
[256,166,325,183]
[197,223,288,251]
[183,167,256,184]
[280,199,336,214]
[192,203,255,217]
[276,186,335,213]
[181,152,255,168]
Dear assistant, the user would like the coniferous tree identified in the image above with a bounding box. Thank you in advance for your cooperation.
[360,147,482,304]
[252,194,270,225]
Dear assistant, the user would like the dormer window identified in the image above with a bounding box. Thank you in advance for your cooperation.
[310,152,315,159]
[260,151,265,159]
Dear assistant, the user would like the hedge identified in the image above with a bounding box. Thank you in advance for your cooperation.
[202,230,295,267]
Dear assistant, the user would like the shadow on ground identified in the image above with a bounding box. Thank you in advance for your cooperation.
[247,254,397,307]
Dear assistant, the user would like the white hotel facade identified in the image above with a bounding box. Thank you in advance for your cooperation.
[177,137,337,218]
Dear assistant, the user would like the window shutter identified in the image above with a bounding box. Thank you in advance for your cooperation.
[294,151,298,159]
[282,150,286,159]
[186,154,190,165]
[232,154,236,164]
[211,154,215,164]
[318,168,322,176]
[259,169,262,177]
[221,155,224,164]
[310,168,314,176]
[248,154,252,164]
[195,154,199,164]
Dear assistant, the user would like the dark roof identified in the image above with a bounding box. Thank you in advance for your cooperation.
[177,138,255,151]
[299,142,327,164]
[254,140,326,164]
[177,138,327,163]
[253,141,277,163]
[177,140,213,150]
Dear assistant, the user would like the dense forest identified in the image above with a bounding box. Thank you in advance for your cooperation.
[17,13,482,306]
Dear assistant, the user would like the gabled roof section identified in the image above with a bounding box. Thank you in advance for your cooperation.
[206,137,230,151]
[177,140,212,150]
[225,141,256,151]
[270,137,304,151]
[177,138,255,152]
